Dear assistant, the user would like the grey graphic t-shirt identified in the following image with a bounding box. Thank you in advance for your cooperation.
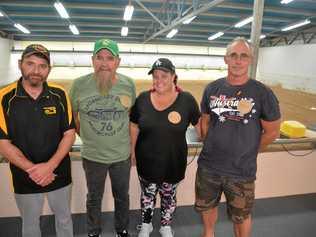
[69,73,136,164]
[199,78,280,180]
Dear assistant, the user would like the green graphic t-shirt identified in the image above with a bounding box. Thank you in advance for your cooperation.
[69,73,136,164]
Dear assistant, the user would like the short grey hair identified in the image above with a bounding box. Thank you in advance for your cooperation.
[226,37,253,56]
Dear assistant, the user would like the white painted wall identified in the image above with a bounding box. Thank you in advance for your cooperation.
[257,44,316,94]
[5,40,227,84]
[9,51,227,82]
[0,37,12,86]
[2,39,316,95]
[4,40,315,95]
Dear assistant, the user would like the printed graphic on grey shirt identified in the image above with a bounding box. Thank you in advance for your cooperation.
[209,95,256,124]
[81,95,126,136]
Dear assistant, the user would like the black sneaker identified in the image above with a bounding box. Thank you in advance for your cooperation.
[116,230,129,237]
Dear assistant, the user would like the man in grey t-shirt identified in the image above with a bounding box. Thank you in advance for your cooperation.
[195,37,281,237]
[69,39,136,237]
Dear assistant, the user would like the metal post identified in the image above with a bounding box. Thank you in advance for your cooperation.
[249,0,265,79]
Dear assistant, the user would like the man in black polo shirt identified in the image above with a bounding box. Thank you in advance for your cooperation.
[0,44,76,237]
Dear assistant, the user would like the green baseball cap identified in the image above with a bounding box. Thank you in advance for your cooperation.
[93,39,119,56]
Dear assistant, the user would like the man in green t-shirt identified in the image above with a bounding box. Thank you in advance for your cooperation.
[69,39,136,237]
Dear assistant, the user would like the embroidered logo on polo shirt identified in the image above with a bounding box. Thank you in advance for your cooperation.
[43,106,57,115]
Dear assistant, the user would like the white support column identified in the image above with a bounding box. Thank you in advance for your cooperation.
[249,0,265,79]
[0,37,13,86]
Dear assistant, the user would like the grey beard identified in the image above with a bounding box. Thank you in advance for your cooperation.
[95,72,113,96]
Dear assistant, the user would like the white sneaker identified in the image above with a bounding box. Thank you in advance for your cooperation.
[159,226,174,237]
[138,223,153,237]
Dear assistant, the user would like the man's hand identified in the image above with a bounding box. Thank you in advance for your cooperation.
[37,173,56,187]
[27,128,75,186]
[260,119,281,151]
[27,162,55,185]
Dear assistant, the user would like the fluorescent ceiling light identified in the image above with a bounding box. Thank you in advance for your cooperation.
[14,23,30,34]
[234,16,253,28]
[121,26,128,36]
[281,19,311,31]
[0,11,4,17]
[123,5,134,21]
[54,2,69,19]
[183,16,197,24]
[208,32,224,41]
[69,24,79,35]
[281,0,294,4]
[166,29,178,38]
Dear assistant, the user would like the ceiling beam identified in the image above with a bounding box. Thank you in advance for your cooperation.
[272,37,283,46]
[0,1,296,23]
[3,28,145,35]
[143,0,226,43]
[306,33,315,43]
[13,33,141,39]
[301,32,307,43]
[2,0,294,24]
[0,16,279,32]
[289,33,300,45]
[215,2,316,17]
[134,0,165,28]
[0,30,8,37]
[7,12,151,22]
[0,21,149,29]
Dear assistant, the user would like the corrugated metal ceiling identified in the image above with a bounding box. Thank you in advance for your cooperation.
[0,0,315,47]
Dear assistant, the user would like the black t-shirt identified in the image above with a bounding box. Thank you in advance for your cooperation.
[199,78,281,180]
[130,90,200,183]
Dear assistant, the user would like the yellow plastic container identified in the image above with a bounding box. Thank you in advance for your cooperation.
[280,121,306,138]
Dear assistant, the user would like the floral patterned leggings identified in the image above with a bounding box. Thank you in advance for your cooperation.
[139,177,178,226]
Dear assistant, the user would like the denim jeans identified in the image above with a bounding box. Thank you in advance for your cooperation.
[82,158,130,235]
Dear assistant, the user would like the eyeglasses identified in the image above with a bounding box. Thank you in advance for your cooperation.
[227,52,250,61]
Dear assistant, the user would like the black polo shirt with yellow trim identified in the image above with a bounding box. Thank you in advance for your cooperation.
[0,78,75,194]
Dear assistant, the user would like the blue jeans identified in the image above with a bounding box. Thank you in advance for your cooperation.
[82,158,130,235]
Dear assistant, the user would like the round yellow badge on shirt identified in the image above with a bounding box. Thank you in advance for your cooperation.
[119,95,131,109]
[237,99,253,115]
[168,111,181,124]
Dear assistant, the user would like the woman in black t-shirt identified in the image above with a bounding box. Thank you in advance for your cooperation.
[130,58,201,237]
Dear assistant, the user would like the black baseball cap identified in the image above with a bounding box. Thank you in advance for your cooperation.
[148,58,176,75]
[21,44,50,64]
